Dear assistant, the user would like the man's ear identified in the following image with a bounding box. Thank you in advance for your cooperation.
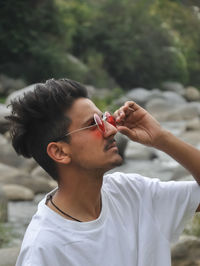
[47,142,71,165]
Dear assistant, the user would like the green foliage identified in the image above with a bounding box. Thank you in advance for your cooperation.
[92,87,124,112]
[0,223,12,248]
[0,0,200,88]
[0,0,77,83]
[72,0,194,89]
[0,97,6,104]
[184,213,200,237]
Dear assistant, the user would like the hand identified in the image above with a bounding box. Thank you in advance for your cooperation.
[114,101,164,147]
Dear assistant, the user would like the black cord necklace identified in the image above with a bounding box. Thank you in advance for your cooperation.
[49,195,82,222]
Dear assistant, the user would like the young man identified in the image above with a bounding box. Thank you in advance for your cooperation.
[7,78,200,266]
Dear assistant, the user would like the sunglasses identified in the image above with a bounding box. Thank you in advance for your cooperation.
[53,112,117,142]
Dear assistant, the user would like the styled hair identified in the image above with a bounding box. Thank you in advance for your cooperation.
[6,78,88,181]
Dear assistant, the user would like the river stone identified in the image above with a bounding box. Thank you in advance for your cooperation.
[145,98,176,120]
[184,86,200,102]
[124,141,156,160]
[0,246,20,266]
[2,184,34,201]
[162,91,186,104]
[171,165,191,181]
[185,117,200,131]
[179,130,200,146]
[0,74,26,96]
[161,81,185,95]
[0,187,8,222]
[0,104,11,134]
[171,235,200,266]
[161,102,200,121]
[115,132,128,159]
[0,134,30,168]
[0,162,54,194]
[126,88,162,107]
[31,165,52,180]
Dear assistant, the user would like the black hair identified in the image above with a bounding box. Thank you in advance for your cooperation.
[6,78,88,181]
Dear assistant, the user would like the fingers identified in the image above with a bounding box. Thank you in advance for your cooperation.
[114,101,136,124]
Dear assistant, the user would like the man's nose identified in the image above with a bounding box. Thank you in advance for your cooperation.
[103,121,118,138]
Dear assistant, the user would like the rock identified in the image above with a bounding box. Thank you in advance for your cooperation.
[0,163,54,194]
[0,187,8,222]
[184,86,200,102]
[0,104,11,134]
[0,134,31,168]
[115,132,128,159]
[145,98,176,120]
[25,176,56,194]
[161,81,185,95]
[2,184,34,201]
[161,102,200,121]
[171,235,200,266]
[31,165,52,180]
[162,91,186,104]
[124,141,156,160]
[185,117,200,131]
[171,165,191,181]
[179,130,200,146]
[0,74,26,96]
[0,246,20,266]
[125,88,162,107]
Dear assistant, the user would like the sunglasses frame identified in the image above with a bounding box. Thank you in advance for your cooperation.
[53,112,116,142]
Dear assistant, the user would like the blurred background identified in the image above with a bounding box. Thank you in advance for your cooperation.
[0,0,200,265]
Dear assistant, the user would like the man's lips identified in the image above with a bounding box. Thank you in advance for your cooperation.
[104,139,118,151]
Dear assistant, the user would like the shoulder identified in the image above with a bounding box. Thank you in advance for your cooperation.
[103,171,159,197]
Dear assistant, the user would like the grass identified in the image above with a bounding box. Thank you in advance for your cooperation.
[0,97,6,104]
[184,213,200,237]
[0,223,12,248]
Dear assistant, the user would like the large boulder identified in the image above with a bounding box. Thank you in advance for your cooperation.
[2,184,34,201]
[179,130,200,146]
[145,98,177,120]
[0,163,55,194]
[0,246,20,266]
[160,102,200,122]
[161,81,185,95]
[0,74,26,96]
[31,165,52,180]
[0,134,31,168]
[115,132,128,159]
[162,91,186,105]
[124,141,156,160]
[171,235,200,266]
[0,104,11,134]
[125,88,162,107]
[185,117,200,131]
[184,86,200,102]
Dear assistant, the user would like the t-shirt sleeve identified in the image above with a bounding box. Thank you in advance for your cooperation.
[133,175,200,243]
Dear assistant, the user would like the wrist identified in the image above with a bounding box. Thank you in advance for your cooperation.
[153,129,173,151]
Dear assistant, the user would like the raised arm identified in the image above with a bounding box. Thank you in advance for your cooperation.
[114,101,200,186]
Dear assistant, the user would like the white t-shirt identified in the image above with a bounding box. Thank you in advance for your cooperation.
[16,172,200,266]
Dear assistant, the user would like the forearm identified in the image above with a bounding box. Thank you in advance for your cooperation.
[154,130,200,185]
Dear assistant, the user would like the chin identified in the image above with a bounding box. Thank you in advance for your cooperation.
[106,154,123,171]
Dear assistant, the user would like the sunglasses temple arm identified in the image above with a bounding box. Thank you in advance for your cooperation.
[63,124,96,137]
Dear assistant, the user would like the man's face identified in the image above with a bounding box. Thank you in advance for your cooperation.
[66,98,123,172]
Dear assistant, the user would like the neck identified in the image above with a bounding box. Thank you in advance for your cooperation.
[52,168,104,221]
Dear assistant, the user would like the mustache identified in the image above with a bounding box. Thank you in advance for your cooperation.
[104,139,116,151]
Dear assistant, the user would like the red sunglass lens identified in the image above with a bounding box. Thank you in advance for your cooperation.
[94,114,105,132]
[107,115,116,127]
